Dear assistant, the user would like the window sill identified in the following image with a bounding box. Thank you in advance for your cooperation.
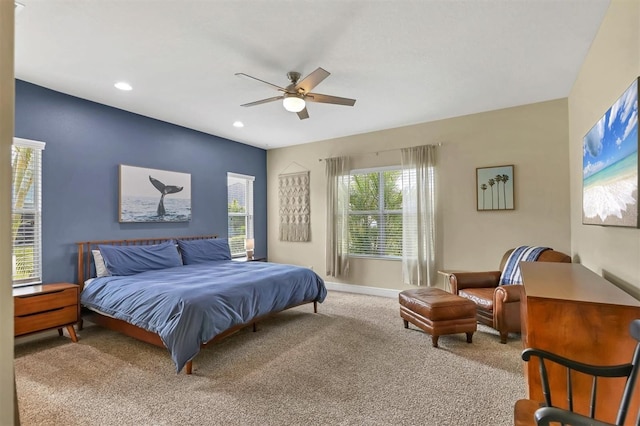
[348,255,401,261]
[13,280,43,289]
[232,256,267,262]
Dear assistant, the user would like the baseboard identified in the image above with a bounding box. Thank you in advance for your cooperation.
[325,281,401,299]
[14,329,61,345]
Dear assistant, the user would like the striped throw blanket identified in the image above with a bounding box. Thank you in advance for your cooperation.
[499,246,550,285]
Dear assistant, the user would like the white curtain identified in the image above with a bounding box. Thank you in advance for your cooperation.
[401,145,437,286]
[325,156,350,277]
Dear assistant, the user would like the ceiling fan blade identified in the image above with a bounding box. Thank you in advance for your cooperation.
[240,96,284,107]
[235,73,287,92]
[297,107,309,120]
[305,93,356,106]
[295,67,330,93]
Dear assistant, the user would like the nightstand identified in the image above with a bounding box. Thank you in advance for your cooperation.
[14,282,80,342]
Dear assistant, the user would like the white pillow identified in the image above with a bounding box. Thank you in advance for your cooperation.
[92,249,111,277]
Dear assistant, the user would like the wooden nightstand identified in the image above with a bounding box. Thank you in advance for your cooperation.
[14,282,80,342]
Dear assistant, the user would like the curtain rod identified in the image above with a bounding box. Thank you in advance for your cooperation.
[318,142,442,162]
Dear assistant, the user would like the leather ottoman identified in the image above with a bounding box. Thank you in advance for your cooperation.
[399,287,477,347]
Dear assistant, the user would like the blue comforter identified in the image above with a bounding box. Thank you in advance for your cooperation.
[80,260,327,372]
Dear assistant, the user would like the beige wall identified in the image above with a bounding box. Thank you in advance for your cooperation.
[569,0,640,299]
[267,99,571,290]
[1,0,16,423]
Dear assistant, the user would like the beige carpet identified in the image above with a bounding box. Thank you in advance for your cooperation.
[15,291,525,425]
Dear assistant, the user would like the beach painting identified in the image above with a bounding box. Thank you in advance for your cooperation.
[119,165,191,223]
[476,165,514,211]
[582,78,639,228]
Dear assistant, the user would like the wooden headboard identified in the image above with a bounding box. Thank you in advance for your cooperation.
[76,235,218,290]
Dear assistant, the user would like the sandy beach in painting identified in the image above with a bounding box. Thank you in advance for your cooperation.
[583,170,638,226]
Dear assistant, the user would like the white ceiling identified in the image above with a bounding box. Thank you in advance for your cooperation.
[14,0,611,150]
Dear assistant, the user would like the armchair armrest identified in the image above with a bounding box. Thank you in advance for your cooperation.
[494,284,522,303]
[449,271,501,294]
[535,406,613,426]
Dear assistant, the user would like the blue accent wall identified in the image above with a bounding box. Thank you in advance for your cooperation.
[15,80,267,284]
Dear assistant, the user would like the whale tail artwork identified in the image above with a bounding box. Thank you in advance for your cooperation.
[149,176,183,216]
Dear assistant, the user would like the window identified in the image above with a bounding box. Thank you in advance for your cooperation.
[227,172,254,257]
[349,167,402,258]
[12,138,45,285]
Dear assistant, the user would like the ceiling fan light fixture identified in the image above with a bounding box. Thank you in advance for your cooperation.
[283,94,305,113]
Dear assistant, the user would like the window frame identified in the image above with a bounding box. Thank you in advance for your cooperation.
[348,165,403,260]
[12,137,45,286]
[227,172,255,258]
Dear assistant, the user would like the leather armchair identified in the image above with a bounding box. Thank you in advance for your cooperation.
[449,248,571,343]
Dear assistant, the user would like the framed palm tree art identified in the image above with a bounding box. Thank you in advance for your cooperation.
[476,165,514,211]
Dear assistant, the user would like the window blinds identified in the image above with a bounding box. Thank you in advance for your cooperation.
[12,138,45,285]
[227,172,254,257]
[348,168,403,258]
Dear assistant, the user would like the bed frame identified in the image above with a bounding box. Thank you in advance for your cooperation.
[76,235,318,374]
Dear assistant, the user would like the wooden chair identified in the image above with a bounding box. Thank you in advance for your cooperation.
[514,319,640,426]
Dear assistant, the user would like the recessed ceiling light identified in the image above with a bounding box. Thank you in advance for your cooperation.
[114,82,133,91]
[233,121,244,128]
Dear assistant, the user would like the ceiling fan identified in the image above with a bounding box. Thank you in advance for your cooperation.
[235,67,356,120]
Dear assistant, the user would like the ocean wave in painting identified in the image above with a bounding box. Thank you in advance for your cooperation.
[583,154,637,224]
[120,196,191,222]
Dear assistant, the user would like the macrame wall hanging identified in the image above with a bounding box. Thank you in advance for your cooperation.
[279,171,310,242]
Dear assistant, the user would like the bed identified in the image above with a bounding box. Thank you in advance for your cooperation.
[76,235,327,374]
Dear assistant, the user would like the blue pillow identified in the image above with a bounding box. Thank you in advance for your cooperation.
[177,238,231,264]
[99,241,182,276]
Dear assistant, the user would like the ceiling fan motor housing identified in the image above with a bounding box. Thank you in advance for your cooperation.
[287,71,301,85]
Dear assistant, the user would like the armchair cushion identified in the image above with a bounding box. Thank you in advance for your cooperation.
[459,288,495,310]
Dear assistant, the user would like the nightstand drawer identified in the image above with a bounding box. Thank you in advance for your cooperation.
[14,287,78,316]
[14,305,78,336]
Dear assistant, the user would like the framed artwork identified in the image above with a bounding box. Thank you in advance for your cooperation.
[582,77,639,228]
[119,165,191,223]
[476,165,514,211]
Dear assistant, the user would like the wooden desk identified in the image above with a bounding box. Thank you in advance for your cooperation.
[520,262,640,424]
